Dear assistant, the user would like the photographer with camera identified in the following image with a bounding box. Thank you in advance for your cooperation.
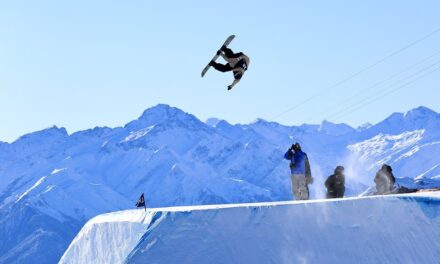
[284,142,313,200]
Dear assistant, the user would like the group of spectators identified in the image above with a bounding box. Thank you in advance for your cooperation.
[284,143,399,200]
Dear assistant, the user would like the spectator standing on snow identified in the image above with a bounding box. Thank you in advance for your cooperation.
[284,143,313,200]
[325,166,346,198]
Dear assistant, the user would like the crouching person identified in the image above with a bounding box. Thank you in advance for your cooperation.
[284,143,313,200]
[374,164,395,195]
[325,166,346,198]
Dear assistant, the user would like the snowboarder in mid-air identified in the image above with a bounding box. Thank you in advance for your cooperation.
[201,35,249,90]
[209,45,250,90]
[284,143,313,200]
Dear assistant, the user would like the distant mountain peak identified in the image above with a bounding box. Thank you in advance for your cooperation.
[16,126,68,142]
[126,104,201,129]
[318,120,355,136]
[357,123,372,131]
[249,118,283,128]
[364,106,439,135]
[138,104,183,120]
[380,106,438,124]
[404,106,438,119]
[249,118,265,125]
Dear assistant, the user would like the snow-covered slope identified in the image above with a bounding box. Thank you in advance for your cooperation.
[1,104,440,263]
[60,191,440,264]
[59,210,150,264]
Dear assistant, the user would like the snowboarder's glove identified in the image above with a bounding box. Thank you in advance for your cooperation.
[227,85,233,90]
[216,50,222,56]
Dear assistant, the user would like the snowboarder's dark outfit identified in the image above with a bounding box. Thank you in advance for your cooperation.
[325,166,346,199]
[209,45,250,90]
[284,143,313,200]
[374,164,396,195]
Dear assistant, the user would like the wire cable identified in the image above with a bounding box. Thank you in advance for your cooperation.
[303,50,440,123]
[331,63,440,121]
[271,27,440,120]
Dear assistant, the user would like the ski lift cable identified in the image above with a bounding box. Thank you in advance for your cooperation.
[291,60,440,142]
[271,26,440,120]
[332,64,440,121]
[303,50,440,124]
[333,65,440,122]
[326,60,440,121]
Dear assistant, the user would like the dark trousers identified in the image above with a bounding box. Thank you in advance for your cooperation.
[326,188,345,199]
[211,47,243,72]
[211,61,233,72]
[223,47,243,59]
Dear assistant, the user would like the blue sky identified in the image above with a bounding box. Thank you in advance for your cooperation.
[1,1,439,142]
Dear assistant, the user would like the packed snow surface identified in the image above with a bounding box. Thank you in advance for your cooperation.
[60,191,440,264]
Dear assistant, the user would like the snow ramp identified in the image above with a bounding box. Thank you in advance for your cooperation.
[60,192,440,264]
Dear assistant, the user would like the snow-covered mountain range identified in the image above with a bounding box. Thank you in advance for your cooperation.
[1,104,439,263]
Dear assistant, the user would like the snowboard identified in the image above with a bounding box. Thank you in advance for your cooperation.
[201,35,235,77]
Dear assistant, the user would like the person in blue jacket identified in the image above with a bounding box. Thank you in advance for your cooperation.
[284,142,313,200]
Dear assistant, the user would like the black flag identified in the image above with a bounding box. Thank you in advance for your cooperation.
[136,193,146,211]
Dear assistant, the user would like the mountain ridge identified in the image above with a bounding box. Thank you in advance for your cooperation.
[0,104,439,263]
[5,104,438,145]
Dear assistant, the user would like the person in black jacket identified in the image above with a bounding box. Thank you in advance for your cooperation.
[374,164,396,195]
[325,166,346,198]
